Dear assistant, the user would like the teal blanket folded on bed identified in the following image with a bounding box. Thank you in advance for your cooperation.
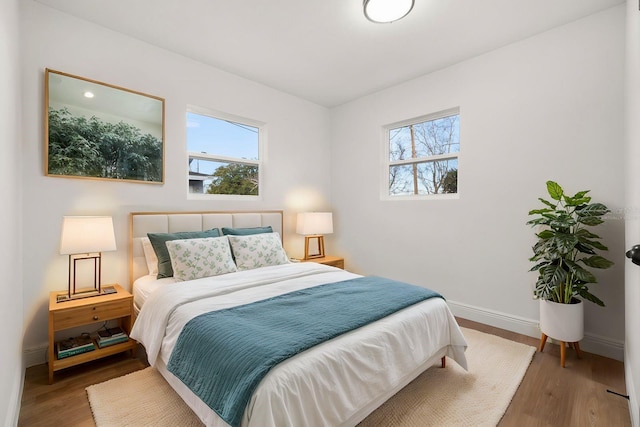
[167,276,442,427]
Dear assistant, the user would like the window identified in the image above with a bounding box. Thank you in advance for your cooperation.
[384,108,460,198]
[187,109,263,197]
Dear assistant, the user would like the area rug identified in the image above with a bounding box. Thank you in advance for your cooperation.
[86,327,535,427]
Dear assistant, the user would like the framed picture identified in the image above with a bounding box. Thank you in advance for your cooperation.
[45,69,165,184]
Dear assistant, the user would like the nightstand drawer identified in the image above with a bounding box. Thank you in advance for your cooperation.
[323,259,344,269]
[53,299,131,330]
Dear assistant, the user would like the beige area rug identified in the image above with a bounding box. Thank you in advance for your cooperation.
[87,328,535,427]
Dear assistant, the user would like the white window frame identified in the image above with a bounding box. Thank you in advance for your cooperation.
[187,105,265,200]
[381,107,460,201]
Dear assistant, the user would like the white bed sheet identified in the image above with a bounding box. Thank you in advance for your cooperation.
[132,274,175,312]
[131,262,467,427]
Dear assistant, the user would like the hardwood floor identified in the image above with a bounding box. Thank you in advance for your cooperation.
[18,319,631,426]
[18,350,148,427]
[456,318,631,427]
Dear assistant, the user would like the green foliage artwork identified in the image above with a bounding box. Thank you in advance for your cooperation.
[47,108,163,182]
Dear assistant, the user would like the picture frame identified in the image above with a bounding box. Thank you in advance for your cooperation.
[45,69,165,184]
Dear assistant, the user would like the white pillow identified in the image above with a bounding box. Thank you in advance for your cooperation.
[141,237,158,276]
[227,232,290,271]
[165,236,237,282]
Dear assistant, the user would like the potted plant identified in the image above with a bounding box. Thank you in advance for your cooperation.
[527,181,614,349]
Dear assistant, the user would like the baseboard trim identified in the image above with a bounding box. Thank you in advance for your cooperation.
[447,300,624,361]
[625,353,639,427]
[24,344,47,368]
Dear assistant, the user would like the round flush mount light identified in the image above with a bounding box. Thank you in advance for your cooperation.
[363,0,414,23]
[83,91,94,98]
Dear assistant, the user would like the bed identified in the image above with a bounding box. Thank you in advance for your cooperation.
[129,210,468,427]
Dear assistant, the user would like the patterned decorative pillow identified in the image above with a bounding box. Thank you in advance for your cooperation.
[165,236,237,282]
[147,228,221,278]
[227,232,290,271]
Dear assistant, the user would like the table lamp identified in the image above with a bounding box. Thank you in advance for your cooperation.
[59,216,116,301]
[296,212,333,260]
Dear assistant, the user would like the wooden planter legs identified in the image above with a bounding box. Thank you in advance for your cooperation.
[539,333,582,367]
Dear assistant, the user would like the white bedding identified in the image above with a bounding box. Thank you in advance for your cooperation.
[132,274,175,312]
[131,262,467,427]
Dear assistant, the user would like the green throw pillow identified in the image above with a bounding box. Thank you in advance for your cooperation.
[221,226,273,236]
[147,228,221,278]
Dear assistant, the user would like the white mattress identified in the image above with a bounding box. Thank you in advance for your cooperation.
[133,274,176,312]
[131,262,467,427]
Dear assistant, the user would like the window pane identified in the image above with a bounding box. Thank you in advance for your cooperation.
[389,158,458,195]
[186,110,261,197]
[389,114,459,162]
[187,112,259,159]
[389,164,415,195]
[189,157,258,195]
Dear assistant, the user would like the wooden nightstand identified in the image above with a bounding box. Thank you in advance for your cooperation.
[48,284,137,384]
[302,256,345,269]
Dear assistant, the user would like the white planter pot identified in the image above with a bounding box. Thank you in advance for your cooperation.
[539,299,584,342]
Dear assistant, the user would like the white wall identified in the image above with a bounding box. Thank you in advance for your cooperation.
[331,6,626,359]
[1,0,23,424]
[625,0,640,424]
[20,1,332,359]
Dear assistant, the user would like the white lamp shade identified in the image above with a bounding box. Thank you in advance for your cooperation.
[60,216,117,255]
[364,0,414,23]
[296,212,333,236]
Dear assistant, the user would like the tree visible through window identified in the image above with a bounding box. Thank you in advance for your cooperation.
[386,109,460,197]
[187,110,261,196]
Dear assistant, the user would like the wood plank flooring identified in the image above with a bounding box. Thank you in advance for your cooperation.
[18,318,631,426]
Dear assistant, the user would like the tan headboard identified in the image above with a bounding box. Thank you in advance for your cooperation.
[129,210,284,286]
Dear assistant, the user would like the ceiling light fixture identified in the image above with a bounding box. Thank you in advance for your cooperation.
[363,0,414,23]
[83,91,94,98]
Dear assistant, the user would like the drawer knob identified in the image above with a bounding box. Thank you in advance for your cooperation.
[93,315,99,320]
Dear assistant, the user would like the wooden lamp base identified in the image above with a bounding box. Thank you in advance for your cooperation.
[303,235,325,260]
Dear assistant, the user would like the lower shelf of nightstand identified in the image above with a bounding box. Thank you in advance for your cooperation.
[51,339,137,371]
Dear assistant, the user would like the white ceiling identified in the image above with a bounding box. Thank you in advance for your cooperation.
[36,0,623,107]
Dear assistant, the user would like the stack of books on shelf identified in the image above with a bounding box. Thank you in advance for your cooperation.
[96,327,128,348]
[57,335,95,359]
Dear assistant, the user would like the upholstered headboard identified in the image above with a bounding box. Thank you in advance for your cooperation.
[129,210,284,286]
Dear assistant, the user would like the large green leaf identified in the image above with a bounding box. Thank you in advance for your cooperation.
[577,203,610,217]
[531,240,551,256]
[526,217,551,226]
[541,263,567,287]
[549,212,575,229]
[572,190,590,199]
[564,259,597,283]
[529,261,549,272]
[580,255,615,269]
[575,228,600,239]
[577,216,605,226]
[575,242,596,255]
[554,232,578,254]
[535,278,557,300]
[529,208,552,215]
[578,290,605,307]
[537,198,558,209]
[546,181,564,201]
[577,237,608,251]
[564,196,591,207]
[536,229,555,239]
